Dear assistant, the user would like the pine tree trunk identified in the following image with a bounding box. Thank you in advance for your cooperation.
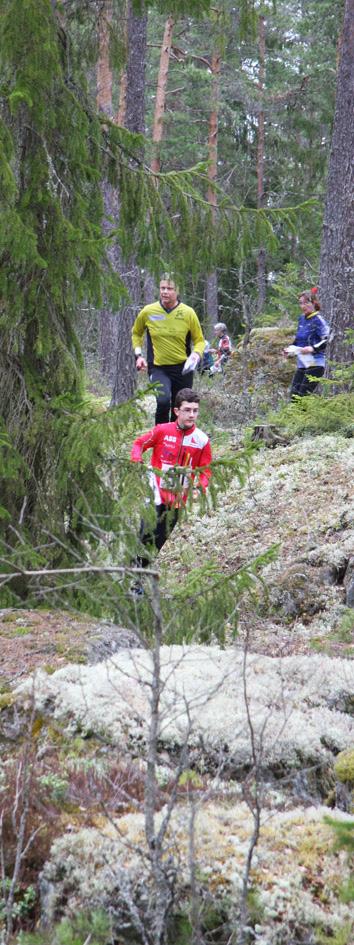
[116,10,128,129]
[140,18,174,335]
[205,273,218,334]
[151,16,174,174]
[319,0,354,369]
[97,1,113,115]
[140,17,179,316]
[111,266,142,405]
[205,51,221,333]
[96,0,120,382]
[97,0,119,386]
[125,0,148,136]
[256,15,266,315]
[116,68,128,126]
[143,272,157,304]
[111,0,148,405]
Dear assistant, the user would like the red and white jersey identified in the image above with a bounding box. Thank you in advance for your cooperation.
[130,420,212,506]
[217,333,232,358]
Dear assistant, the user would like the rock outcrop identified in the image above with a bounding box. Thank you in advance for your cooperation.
[16,647,354,790]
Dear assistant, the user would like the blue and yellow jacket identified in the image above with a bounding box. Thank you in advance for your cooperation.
[294,312,329,368]
[132,301,205,369]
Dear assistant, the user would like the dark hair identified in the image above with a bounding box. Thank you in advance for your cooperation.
[175,388,200,408]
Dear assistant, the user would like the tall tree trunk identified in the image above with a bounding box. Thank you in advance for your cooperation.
[124,1,148,136]
[319,0,354,369]
[151,16,174,174]
[96,0,120,381]
[205,51,221,335]
[116,12,128,128]
[256,14,266,315]
[143,272,157,305]
[205,273,218,334]
[97,1,113,115]
[116,68,128,126]
[142,18,174,318]
[111,0,148,405]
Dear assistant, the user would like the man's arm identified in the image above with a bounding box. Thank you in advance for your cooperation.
[130,427,159,462]
[132,308,148,370]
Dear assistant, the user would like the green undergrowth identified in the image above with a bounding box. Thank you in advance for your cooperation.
[15,910,110,945]
[316,922,354,945]
[1,387,258,636]
[0,390,154,615]
[15,898,236,945]
[120,540,278,647]
[266,389,354,439]
[309,609,354,656]
[263,345,354,439]
[328,609,354,644]
[320,816,354,938]
[158,545,279,644]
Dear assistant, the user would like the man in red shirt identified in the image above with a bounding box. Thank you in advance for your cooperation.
[130,388,212,579]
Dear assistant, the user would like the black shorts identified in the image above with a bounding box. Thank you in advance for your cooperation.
[149,363,194,423]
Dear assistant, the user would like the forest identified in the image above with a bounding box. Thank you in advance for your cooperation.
[0,0,354,943]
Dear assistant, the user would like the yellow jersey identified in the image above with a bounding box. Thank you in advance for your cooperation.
[132,301,205,367]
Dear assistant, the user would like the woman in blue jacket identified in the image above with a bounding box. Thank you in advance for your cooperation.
[284,288,329,398]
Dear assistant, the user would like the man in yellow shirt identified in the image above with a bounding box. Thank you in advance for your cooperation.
[132,274,206,424]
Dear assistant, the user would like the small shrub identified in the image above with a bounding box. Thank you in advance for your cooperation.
[38,774,69,804]
[267,391,354,439]
[334,750,354,786]
[0,880,36,924]
[335,609,354,643]
[316,920,354,944]
[16,909,111,944]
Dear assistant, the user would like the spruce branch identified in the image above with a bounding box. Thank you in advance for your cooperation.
[0,565,159,585]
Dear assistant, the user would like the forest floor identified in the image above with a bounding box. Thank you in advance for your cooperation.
[161,428,354,660]
[0,609,98,688]
[0,605,142,691]
[1,328,353,687]
[1,332,354,944]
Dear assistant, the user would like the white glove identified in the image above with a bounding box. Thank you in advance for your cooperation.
[182,352,200,374]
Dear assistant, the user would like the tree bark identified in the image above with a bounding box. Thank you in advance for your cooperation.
[151,16,174,174]
[111,1,148,404]
[205,51,221,333]
[205,273,218,335]
[96,1,113,116]
[116,10,128,130]
[110,265,143,405]
[207,52,220,216]
[319,0,354,368]
[116,68,128,126]
[256,14,267,315]
[121,14,168,350]
[96,0,120,381]
[124,1,148,136]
